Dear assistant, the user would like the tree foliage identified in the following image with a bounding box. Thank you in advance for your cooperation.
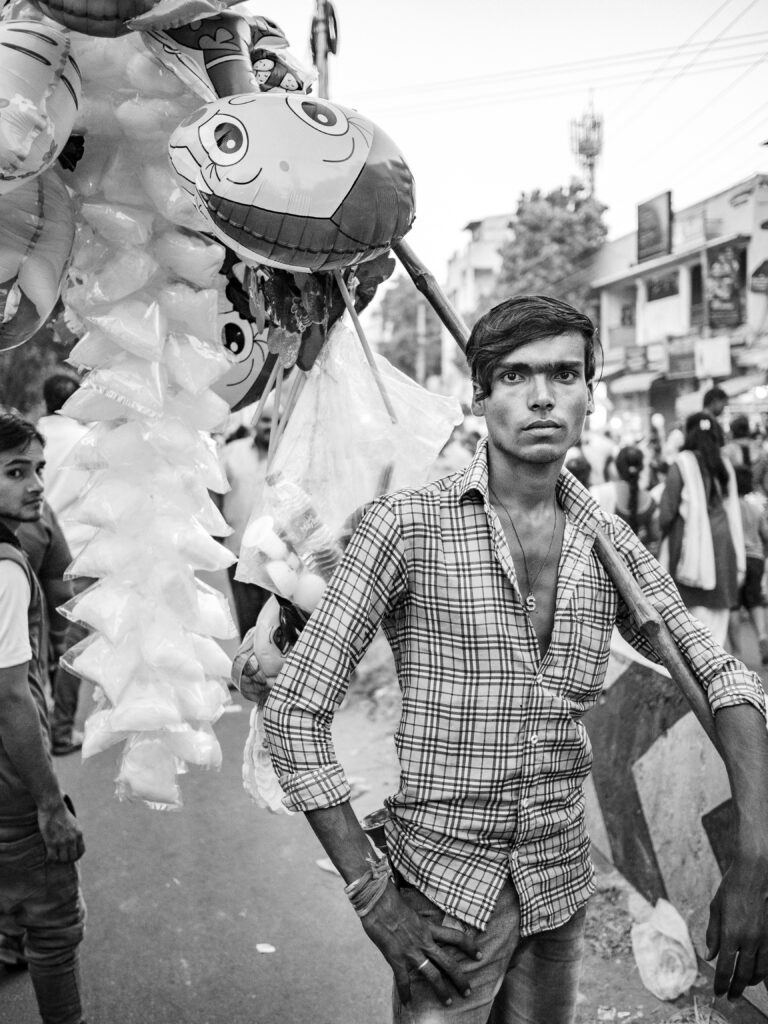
[377,274,443,383]
[0,323,71,416]
[488,179,607,316]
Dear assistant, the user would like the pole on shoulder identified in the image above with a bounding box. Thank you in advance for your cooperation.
[393,239,469,353]
[591,529,722,756]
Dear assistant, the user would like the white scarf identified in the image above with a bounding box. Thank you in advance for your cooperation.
[660,451,745,589]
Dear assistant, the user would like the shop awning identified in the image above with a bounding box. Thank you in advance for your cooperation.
[608,370,661,396]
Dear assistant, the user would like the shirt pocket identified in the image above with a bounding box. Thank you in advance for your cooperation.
[546,611,612,704]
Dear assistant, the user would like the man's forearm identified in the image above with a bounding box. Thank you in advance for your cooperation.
[305,802,382,883]
[715,703,768,836]
[0,684,66,813]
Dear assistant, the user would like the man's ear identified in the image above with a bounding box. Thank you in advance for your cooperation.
[471,382,486,417]
[586,384,595,415]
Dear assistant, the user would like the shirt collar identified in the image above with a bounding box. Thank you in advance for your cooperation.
[455,436,608,538]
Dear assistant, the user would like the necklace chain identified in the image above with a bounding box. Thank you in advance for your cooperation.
[489,485,558,614]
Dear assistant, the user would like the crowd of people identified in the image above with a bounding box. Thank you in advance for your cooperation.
[566,386,768,660]
[2,306,768,1024]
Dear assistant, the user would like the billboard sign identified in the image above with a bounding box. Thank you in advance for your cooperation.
[637,192,673,263]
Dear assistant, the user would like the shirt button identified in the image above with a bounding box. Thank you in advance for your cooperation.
[530,734,539,745]
[521,798,529,808]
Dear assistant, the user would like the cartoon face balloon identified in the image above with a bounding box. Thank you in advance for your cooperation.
[0,20,82,195]
[211,259,277,411]
[169,93,416,272]
[0,168,76,351]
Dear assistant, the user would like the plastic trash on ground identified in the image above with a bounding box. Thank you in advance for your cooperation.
[629,895,699,1001]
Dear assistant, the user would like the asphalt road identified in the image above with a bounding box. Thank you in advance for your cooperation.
[0,696,399,1024]
[2,619,766,1024]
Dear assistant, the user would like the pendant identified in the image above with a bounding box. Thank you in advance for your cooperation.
[524,594,537,613]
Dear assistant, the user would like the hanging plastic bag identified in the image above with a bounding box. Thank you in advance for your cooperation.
[236,320,462,597]
[630,897,698,1001]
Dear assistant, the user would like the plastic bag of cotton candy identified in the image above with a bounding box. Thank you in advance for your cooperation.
[235,320,463,614]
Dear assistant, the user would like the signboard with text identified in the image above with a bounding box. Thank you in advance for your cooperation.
[707,244,745,328]
[637,192,673,262]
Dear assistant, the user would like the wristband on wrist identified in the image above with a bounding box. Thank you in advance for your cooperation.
[344,855,391,917]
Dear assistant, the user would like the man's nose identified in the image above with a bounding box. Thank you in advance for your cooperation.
[529,375,555,408]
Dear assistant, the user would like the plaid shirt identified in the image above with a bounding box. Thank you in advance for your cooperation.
[264,438,766,934]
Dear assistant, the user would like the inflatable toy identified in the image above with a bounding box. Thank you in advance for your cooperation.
[0,19,82,194]
[169,93,416,272]
[0,168,76,350]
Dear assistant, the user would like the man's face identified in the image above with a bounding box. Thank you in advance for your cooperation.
[0,441,44,523]
[471,332,593,467]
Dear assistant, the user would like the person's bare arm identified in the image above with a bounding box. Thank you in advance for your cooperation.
[306,802,479,1007]
[707,704,768,998]
[0,663,84,862]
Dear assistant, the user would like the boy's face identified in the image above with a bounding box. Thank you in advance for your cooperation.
[471,332,593,468]
[0,441,45,524]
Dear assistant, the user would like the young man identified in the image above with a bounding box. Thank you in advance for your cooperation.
[0,413,86,1024]
[264,296,768,1023]
[38,373,96,755]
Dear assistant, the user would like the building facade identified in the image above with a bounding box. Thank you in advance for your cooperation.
[591,174,768,439]
[440,213,514,398]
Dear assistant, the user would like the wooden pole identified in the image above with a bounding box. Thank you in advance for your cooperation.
[333,269,398,424]
[249,357,280,428]
[266,363,284,467]
[591,529,722,756]
[271,369,306,451]
[393,239,470,353]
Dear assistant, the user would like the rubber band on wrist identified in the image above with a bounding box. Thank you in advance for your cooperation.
[344,855,391,917]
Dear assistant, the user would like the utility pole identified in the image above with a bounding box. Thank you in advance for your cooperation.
[570,98,603,198]
[311,0,334,98]
[415,300,427,385]
[700,205,711,338]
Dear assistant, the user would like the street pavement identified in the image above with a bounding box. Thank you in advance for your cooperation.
[1,617,766,1024]
[0,697,399,1024]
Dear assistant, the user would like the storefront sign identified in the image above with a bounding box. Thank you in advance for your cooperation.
[667,337,695,378]
[646,271,679,301]
[694,335,731,379]
[637,191,672,263]
[707,244,745,328]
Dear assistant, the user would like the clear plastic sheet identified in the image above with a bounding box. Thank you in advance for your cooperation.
[237,321,462,605]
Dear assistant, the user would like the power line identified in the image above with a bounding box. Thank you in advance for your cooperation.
[609,0,761,135]
[351,31,768,101]
[604,0,739,120]
[366,52,768,117]
[618,60,768,177]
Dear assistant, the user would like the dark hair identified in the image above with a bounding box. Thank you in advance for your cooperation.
[615,446,644,532]
[42,373,79,415]
[683,412,729,495]
[0,412,44,455]
[565,450,591,488]
[465,294,600,398]
[729,414,750,440]
[735,464,753,497]
[702,386,727,409]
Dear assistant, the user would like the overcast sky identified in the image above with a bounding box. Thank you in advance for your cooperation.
[252,0,768,280]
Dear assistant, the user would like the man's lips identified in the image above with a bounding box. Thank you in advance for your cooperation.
[524,421,561,431]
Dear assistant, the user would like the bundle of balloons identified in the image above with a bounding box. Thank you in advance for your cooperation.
[0,0,419,808]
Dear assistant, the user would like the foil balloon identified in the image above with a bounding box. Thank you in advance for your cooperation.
[212,259,276,411]
[0,20,82,195]
[143,14,256,102]
[34,0,241,37]
[0,168,76,351]
[169,93,416,273]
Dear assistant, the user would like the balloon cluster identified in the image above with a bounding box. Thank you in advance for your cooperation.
[0,0,419,808]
